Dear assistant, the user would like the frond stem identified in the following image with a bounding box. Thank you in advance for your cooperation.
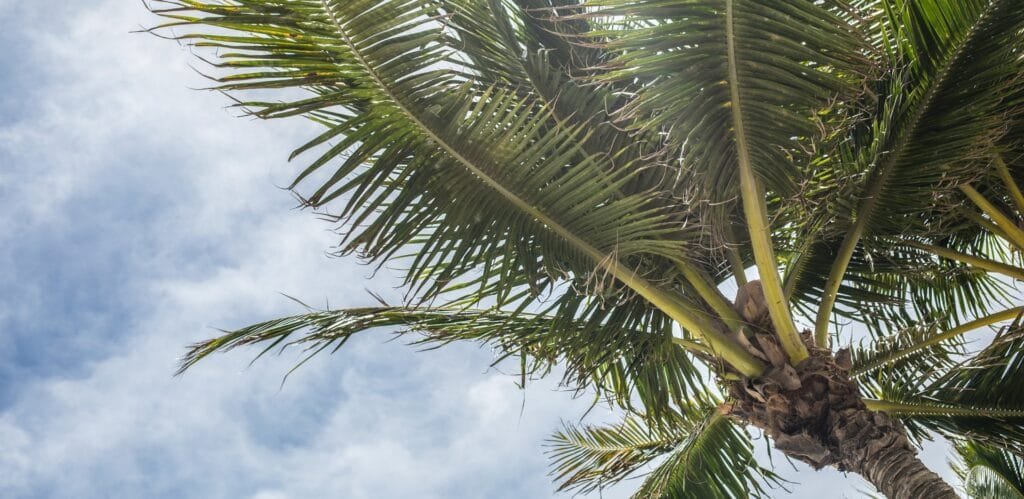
[961,184,1024,251]
[678,263,745,332]
[725,225,748,288]
[995,154,1024,215]
[726,0,807,364]
[864,399,1024,418]
[852,307,1024,377]
[905,241,1024,281]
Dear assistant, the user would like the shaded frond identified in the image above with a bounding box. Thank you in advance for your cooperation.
[864,321,1024,455]
[851,307,1024,381]
[851,318,964,394]
[150,0,766,375]
[953,441,1024,499]
[807,0,1024,340]
[548,407,782,498]
[584,0,871,199]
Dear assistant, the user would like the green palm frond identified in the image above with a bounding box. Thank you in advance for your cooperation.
[456,1,672,198]
[583,0,870,198]
[809,0,1024,342]
[789,237,1012,341]
[851,318,965,394]
[177,305,717,416]
[863,321,1024,455]
[548,406,782,498]
[548,415,680,494]
[851,307,1024,380]
[953,441,1024,499]
[151,0,766,375]
[148,0,1024,495]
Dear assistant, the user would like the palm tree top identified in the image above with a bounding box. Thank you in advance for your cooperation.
[148,0,1024,497]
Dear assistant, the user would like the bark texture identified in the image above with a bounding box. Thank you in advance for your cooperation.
[723,283,957,498]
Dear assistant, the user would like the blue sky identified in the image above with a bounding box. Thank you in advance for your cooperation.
[0,2,957,498]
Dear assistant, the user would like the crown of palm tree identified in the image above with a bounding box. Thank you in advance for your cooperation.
[148,0,1024,497]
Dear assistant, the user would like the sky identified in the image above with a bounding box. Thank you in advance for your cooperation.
[0,2,959,498]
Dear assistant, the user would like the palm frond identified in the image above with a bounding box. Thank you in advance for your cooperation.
[548,415,679,494]
[851,307,1024,379]
[150,0,766,375]
[178,305,719,417]
[455,1,676,205]
[584,0,870,199]
[953,441,1024,499]
[582,0,873,359]
[789,233,1012,344]
[863,321,1024,455]
[809,0,1024,342]
[548,406,782,498]
[851,318,964,394]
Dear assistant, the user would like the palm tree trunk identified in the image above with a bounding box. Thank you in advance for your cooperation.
[824,394,956,497]
[724,330,958,498]
[842,437,957,498]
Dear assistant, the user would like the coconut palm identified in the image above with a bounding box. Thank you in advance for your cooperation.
[149,0,1024,497]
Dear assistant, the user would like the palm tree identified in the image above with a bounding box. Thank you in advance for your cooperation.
[148,0,1024,497]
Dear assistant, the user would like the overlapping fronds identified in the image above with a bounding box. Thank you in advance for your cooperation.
[866,0,1024,231]
[149,0,1024,494]
[789,237,1010,337]
[454,1,674,200]
[953,441,1024,499]
[154,0,671,290]
[548,406,782,498]
[582,0,871,199]
[863,322,1024,455]
[150,0,775,376]
[806,0,1024,341]
[575,0,875,360]
[850,318,965,394]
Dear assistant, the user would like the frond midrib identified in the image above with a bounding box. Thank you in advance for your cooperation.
[851,307,1024,377]
[865,398,1024,418]
[966,465,1024,499]
[725,0,808,363]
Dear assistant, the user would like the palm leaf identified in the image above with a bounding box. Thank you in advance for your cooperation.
[810,0,1024,341]
[851,318,965,396]
[548,406,782,498]
[177,305,719,417]
[789,236,1012,341]
[151,0,766,375]
[863,321,1024,455]
[953,441,1024,499]
[581,0,873,359]
[851,307,1024,380]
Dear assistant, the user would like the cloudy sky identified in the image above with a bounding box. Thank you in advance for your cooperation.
[0,2,958,498]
